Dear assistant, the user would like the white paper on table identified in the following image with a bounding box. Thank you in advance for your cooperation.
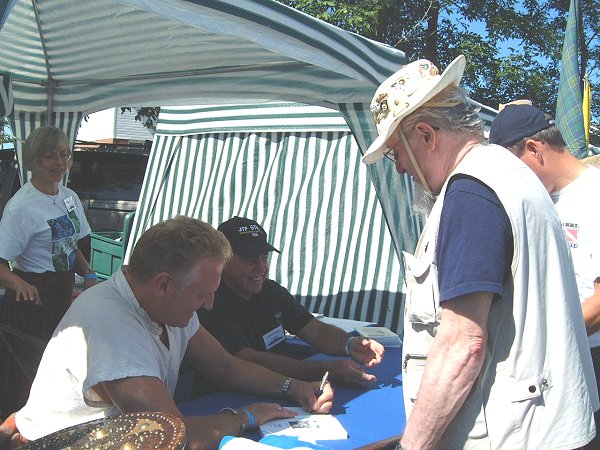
[259,407,348,441]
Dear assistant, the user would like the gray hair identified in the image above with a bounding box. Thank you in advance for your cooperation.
[401,86,484,140]
[23,126,72,172]
[128,216,232,285]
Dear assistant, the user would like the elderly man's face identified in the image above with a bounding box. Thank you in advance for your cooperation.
[383,131,413,176]
[221,253,270,300]
[384,128,437,216]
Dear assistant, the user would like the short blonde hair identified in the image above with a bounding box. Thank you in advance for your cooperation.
[128,216,232,284]
[23,126,72,172]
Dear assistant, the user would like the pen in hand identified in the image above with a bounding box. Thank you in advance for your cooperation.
[318,370,329,396]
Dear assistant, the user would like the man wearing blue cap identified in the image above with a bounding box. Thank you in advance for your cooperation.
[199,216,384,390]
[490,103,600,446]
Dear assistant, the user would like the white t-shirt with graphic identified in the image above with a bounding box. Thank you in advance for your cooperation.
[552,166,600,348]
[0,182,91,272]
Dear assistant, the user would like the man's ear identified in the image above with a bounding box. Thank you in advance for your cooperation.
[153,272,173,298]
[524,139,543,163]
[414,122,437,151]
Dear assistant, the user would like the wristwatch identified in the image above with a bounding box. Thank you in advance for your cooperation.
[281,377,294,396]
[344,336,355,356]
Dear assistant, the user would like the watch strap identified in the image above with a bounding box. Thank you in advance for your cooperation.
[281,377,293,397]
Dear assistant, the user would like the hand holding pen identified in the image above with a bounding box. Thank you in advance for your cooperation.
[318,370,329,396]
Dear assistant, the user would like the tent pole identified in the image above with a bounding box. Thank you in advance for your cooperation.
[46,78,56,124]
[32,0,56,123]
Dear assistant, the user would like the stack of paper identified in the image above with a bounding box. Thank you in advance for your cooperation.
[259,407,348,441]
[355,326,402,348]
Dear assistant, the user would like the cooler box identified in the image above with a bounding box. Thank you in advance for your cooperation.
[90,211,135,280]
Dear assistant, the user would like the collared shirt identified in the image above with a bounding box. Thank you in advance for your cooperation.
[16,268,199,440]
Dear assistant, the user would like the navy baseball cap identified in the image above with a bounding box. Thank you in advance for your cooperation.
[489,104,555,148]
[218,216,280,258]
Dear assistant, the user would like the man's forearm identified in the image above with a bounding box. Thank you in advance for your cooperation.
[401,293,491,449]
[210,353,286,397]
[297,319,349,356]
[237,347,326,381]
[401,340,485,449]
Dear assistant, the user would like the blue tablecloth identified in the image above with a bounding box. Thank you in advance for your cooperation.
[178,347,406,449]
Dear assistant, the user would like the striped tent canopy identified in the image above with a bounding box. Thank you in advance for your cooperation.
[1,0,423,329]
[1,0,404,113]
[0,2,416,255]
[131,102,415,332]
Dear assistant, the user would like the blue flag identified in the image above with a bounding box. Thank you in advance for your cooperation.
[555,0,587,159]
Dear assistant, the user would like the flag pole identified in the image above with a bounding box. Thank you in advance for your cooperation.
[583,75,591,145]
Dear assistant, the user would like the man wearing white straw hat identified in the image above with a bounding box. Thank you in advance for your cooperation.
[363,55,598,449]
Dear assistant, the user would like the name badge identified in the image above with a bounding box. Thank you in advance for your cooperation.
[64,196,76,212]
[263,325,286,350]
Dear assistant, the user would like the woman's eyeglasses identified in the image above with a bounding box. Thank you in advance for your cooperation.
[40,152,72,163]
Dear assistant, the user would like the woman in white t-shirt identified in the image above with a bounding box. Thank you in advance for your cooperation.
[0,126,97,415]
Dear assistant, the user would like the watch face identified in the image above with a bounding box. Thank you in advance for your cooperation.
[281,377,293,395]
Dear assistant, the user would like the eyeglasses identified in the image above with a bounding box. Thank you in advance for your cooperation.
[40,152,72,163]
[384,141,401,164]
[383,125,440,165]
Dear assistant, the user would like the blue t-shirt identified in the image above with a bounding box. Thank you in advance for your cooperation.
[436,175,513,302]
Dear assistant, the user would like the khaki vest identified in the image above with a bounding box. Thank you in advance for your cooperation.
[402,144,597,449]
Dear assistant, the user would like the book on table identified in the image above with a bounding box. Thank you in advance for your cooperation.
[355,326,402,348]
[259,407,348,441]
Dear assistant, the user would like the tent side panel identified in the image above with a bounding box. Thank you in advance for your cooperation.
[130,129,405,333]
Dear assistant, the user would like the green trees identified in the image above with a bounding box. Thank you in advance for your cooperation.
[278,0,599,133]
[1,117,13,148]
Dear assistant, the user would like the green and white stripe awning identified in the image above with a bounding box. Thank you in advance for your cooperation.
[1,0,406,115]
[2,0,421,331]
[155,103,351,135]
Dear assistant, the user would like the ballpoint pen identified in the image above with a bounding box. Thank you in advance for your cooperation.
[318,370,329,396]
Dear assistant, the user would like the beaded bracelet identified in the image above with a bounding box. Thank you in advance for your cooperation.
[84,273,98,280]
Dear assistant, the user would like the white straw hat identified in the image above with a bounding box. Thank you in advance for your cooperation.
[363,55,466,164]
